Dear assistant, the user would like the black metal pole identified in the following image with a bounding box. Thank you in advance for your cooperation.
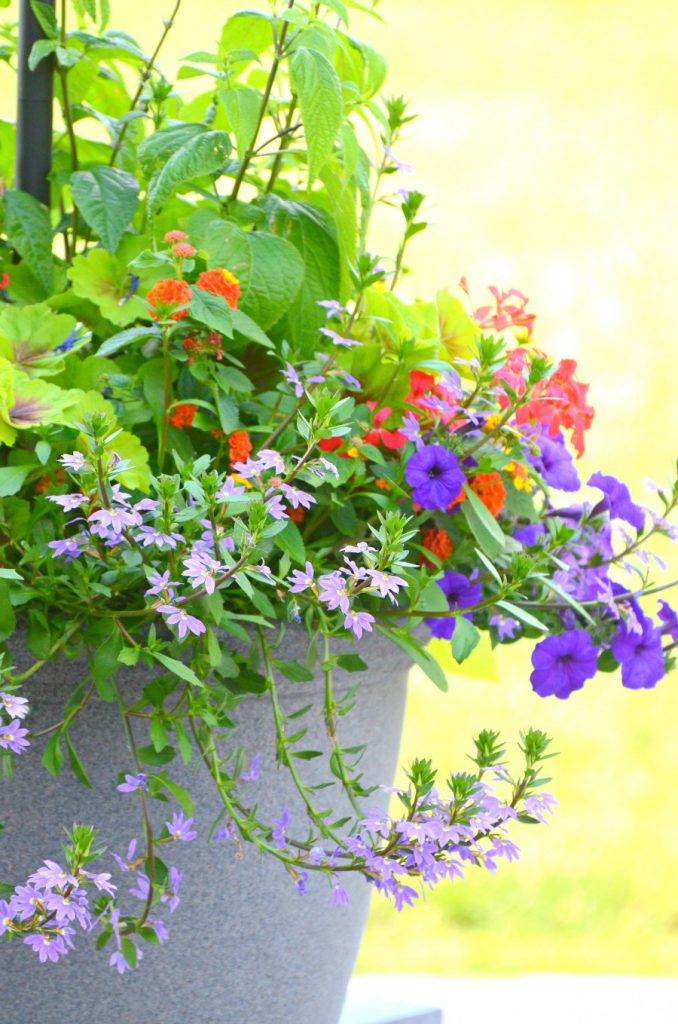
[15,0,55,204]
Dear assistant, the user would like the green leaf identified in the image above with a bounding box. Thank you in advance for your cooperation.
[0,466,30,497]
[64,732,92,787]
[0,580,16,641]
[375,625,448,692]
[189,287,233,337]
[462,483,505,560]
[417,580,450,614]
[0,568,22,581]
[97,325,160,358]
[70,167,139,253]
[137,122,205,174]
[42,734,63,777]
[146,130,232,213]
[152,774,194,816]
[290,47,343,182]
[218,86,261,160]
[273,658,314,683]
[335,653,368,673]
[261,195,340,353]
[5,190,53,293]
[28,38,58,71]
[174,720,192,765]
[200,219,303,331]
[138,743,176,766]
[152,651,204,688]
[30,1,58,38]
[231,308,273,349]
[451,616,481,664]
[275,519,305,565]
[496,599,549,633]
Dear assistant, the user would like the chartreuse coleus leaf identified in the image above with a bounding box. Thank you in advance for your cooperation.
[0,304,83,377]
[0,360,82,447]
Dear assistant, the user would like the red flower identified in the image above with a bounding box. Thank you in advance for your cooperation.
[164,230,188,243]
[147,278,192,321]
[364,403,406,451]
[195,269,241,310]
[469,471,506,517]
[169,403,197,429]
[319,437,343,453]
[0,272,9,290]
[464,282,536,338]
[288,506,305,524]
[419,528,453,569]
[228,430,252,465]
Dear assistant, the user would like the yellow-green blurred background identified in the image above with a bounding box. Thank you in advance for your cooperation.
[2,0,677,977]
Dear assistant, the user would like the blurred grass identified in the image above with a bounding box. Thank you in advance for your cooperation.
[2,0,677,977]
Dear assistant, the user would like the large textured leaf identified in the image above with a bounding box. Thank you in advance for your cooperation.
[202,220,303,331]
[4,190,53,293]
[70,167,139,253]
[291,46,343,183]
[137,122,205,175]
[146,131,232,213]
[261,195,340,352]
[218,87,261,160]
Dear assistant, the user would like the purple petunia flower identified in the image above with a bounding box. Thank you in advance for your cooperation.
[0,692,29,720]
[0,719,30,754]
[611,614,665,689]
[588,472,645,532]
[116,772,149,794]
[658,600,678,643]
[527,428,580,492]
[426,571,483,640]
[404,444,465,510]
[530,629,599,699]
[343,610,375,639]
[157,604,206,639]
[166,812,198,843]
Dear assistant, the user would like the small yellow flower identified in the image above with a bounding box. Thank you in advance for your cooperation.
[484,414,502,432]
[231,474,252,491]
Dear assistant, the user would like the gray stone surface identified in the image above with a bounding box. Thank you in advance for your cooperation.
[0,628,411,1024]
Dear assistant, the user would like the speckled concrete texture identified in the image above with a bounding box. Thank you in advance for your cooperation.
[1,628,410,1024]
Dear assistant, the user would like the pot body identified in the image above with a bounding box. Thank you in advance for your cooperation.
[0,629,410,1024]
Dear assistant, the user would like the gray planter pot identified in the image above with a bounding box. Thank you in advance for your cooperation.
[1,628,410,1024]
